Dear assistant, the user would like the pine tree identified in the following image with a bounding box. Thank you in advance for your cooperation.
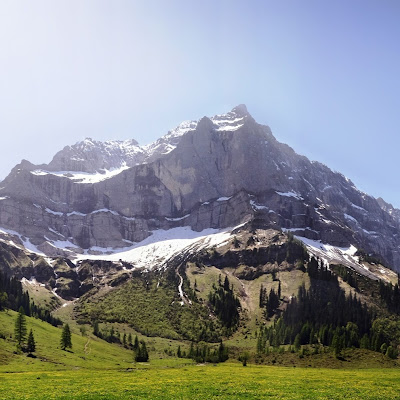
[27,329,36,354]
[223,276,230,291]
[93,320,99,336]
[189,341,194,358]
[294,334,301,351]
[259,284,266,308]
[133,335,139,351]
[128,333,132,346]
[14,306,27,349]
[177,345,182,358]
[135,341,149,362]
[60,324,72,351]
[217,341,228,362]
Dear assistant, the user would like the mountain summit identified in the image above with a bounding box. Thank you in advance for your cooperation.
[0,105,399,274]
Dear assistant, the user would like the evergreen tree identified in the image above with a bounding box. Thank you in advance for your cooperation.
[223,276,230,291]
[265,288,280,318]
[386,345,398,359]
[217,341,228,362]
[128,333,132,346]
[135,341,149,362]
[133,335,139,351]
[27,329,36,354]
[93,320,99,337]
[208,276,240,330]
[294,334,301,351]
[189,342,194,358]
[14,306,27,349]
[259,285,266,308]
[60,324,72,351]
[177,345,182,358]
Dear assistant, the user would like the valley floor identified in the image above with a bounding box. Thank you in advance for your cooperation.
[1,363,400,399]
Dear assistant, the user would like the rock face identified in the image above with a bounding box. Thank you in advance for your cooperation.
[1,105,400,271]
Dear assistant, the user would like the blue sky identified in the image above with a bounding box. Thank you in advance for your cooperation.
[0,1,399,206]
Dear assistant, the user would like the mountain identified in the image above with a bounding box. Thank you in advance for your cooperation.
[0,104,399,274]
[2,104,400,365]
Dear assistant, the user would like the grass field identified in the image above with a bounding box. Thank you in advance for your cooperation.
[1,310,400,399]
[1,363,400,399]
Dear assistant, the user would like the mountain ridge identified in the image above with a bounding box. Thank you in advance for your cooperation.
[0,105,399,274]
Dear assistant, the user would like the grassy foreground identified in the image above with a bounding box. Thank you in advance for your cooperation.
[1,310,400,399]
[1,363,400,400]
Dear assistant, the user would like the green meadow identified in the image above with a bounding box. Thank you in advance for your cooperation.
[1,364,400,400]
[1,310,400,399]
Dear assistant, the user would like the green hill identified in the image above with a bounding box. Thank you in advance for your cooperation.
[0,310,136,372]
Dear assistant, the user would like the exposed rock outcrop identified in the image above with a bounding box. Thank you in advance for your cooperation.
[0,105,399,271]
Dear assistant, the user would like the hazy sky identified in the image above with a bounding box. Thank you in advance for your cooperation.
[1,1,399,206]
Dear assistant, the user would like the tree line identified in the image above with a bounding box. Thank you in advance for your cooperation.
[92,320,149,362]
[256,257,398,359]
[0,271,62,326]
[208,275,240,333]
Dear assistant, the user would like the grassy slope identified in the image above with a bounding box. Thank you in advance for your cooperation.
[22,281,61,311]
[75,271,224,342]
[0,310,137,372]
[186,262,310,350]
[0,309,198,371]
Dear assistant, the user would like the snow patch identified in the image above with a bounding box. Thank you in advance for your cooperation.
[48,228,63,237]
[0,227,45,255]
[165,214,190,222]
[293,235,387,281]
[250,200,268,211]
[276,191,304,200]
[45,208,63,216]
[283,227,319,234]
[215,124,244,132]
[344,213,358,224]
[91,208,119,216]
[51,240,80,250]
[351,203,367,213]
[67,211,87,217]
[21,277,45,287]
[75,226,233,269]
[30,165,129,184]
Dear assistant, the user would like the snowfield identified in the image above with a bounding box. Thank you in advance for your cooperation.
[76,226,233,269]
[31,165,130,184]
[293,235,396,283]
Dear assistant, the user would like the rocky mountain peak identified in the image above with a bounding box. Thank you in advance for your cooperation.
[45,136,145,173]
[231,104,249,116]
[209,104,253,133]
[0,105,400,273]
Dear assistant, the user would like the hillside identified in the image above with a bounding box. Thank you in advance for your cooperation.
[0,310,134,371]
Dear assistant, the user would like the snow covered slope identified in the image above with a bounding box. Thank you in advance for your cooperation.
[75,226,233,269]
